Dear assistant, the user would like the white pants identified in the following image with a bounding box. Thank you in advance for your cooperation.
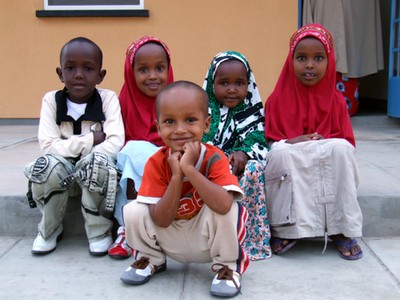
[265,138,363,239]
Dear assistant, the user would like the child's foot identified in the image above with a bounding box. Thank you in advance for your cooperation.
[210,263,241,298]
[32,225,63,255]
[108,226,132,259]
[120,257,167,285]
[330,234,363,260]
[89,235,113,256]
[270,237,297,255]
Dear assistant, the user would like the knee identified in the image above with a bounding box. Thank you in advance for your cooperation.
[26,155,71,201]
[75,152,118,194]
[267,146,290,168]
[225,201,239,218]
[123,201,150,227]
[212,201,239,222]
[331,139,355,158]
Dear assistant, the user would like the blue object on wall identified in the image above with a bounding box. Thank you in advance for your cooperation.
[388,0,400,118]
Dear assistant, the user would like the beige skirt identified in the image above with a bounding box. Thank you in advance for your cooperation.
[265,138,363,239]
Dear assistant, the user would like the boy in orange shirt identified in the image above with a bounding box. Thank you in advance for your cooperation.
[120,81,249,298]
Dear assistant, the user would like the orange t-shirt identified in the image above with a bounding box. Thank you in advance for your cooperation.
[136,143,243,220]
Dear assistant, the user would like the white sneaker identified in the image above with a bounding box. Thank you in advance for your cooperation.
[89,235,113,256]
[32,225,63,255]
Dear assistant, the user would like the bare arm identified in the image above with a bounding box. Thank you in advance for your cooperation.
[148,151,183,228]
[228,150,249,176]
[93,131,106,145]
[180,142,234,215]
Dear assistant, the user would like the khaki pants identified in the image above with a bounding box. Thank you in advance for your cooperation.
[124,201,249,274]
[26,154,114,242]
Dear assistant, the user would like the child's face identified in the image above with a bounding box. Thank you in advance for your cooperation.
[134,43,169,98]
[213,60,248,108]
[293,37,328,87]
[157,88,210,153]
[56,41,105,103]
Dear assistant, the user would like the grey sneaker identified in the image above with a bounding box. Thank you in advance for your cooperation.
[210,264,241,298]
[120,257,167,285]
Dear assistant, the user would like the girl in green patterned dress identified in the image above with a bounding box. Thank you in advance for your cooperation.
[202,51,271,260]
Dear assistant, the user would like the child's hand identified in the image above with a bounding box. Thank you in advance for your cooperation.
[180,141,201,170]
[168,151,184,179]
[286,132,324,144]
[93,131,106,146]
[229,151,248,176]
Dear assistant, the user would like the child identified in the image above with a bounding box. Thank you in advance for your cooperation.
[120,81,249,298]
[202,51,271,260]
[24,37,124,256]
[108,36,174,258]
[264,24,363,260]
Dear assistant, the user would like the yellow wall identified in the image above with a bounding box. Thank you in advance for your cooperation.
[0,0,298,118]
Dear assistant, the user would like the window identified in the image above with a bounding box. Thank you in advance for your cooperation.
[37,0,148,17]
[44,0,144,11]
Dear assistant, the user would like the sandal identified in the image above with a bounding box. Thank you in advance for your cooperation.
[332,238,363,260]
[270,238,297,255]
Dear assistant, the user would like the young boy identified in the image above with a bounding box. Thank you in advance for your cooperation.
[24,37,124,256]
[120,81,249,298]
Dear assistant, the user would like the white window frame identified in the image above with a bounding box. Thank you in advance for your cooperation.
[44,0,144,11]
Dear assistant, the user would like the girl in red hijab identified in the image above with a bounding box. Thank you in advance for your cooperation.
[109,36,174,259]
[264,24,363,260]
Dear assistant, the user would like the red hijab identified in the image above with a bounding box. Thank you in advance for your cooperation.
[265,24,355,146]
[119,36,174,146]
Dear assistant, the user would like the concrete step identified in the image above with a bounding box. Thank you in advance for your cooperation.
[1,115,399,238]
[2,194,399,238]
[2,191,399,238]
[0,195,86,238]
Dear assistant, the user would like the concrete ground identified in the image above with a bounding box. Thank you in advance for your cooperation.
[0,113,399,299]
[1,236,399,299]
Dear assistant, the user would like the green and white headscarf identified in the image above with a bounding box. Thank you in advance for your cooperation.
[202,51,269,161]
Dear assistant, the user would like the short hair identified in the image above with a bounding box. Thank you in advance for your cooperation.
[60,37,103,68]
[156,80,209,118]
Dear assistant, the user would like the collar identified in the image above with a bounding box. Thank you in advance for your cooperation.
[55,88,105,125]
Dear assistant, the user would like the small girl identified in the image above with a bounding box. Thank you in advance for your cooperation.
[108,36,174,258]
[264,24,363,260]
[203,51,271,260]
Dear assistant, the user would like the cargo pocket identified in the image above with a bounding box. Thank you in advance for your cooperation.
[265,171,296,226]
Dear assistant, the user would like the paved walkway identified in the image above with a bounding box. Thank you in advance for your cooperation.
[0,115,400,299]
[1,236,399,299]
